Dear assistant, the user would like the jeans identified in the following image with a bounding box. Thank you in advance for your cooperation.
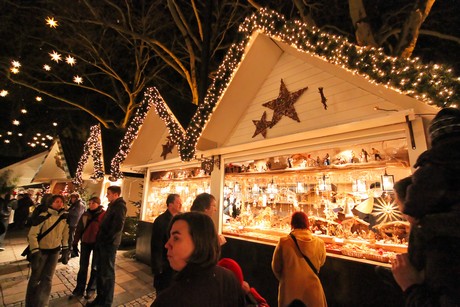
[25,250,60,307]
[0,218,8,247]
[74,243,98,294]
[94,243,117,306]
[69,226,77,252]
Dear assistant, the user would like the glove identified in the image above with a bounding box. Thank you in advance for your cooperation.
[61,248,70,265]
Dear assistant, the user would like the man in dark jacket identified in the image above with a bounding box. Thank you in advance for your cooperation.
[87,186,127,307]
[150,193,182,293]
[67,192,86,257]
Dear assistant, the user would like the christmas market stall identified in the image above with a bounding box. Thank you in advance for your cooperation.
[124,9,457,307]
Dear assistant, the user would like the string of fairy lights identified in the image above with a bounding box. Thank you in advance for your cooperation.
[72,124,104,187]
[143,8,459,163]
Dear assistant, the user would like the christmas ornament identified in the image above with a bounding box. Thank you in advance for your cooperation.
[160,136,175,160]
[252,111,271,138]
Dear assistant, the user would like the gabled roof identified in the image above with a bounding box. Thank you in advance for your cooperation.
[32,136,85,182]
[149,8,458,162]
[0,151,48,187]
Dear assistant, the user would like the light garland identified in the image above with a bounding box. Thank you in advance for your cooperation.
[73,124,104,187]
[110,88,156,179]
[151,8,460,162]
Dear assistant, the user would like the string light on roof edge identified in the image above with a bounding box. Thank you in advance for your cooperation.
[110,88,156,180]
[73,124,104,187]
[153,7,459,162]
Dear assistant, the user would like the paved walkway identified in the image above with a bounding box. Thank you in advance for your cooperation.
[0,227,156,306]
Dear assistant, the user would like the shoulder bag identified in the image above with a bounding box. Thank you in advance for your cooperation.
[290,233,319,276]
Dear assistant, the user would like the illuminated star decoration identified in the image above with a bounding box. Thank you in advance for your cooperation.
[372,197,404,224]
[160,136,175,160]
[11,60,21,68]
[12,120,20,126]
[45,17,58,28]
[252,111,272,138]
[49,51,62,63]
[73,75,83,84]
[43,64,51,71]
[65,55,76,66]
[262,79,308,127]
[0,90,8,97]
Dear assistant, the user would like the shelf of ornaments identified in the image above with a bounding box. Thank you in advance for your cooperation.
[222,200,409,265]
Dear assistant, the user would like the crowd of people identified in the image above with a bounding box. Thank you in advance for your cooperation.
[1,107,458,307]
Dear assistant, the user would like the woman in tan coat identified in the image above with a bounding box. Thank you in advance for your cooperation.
[272,211,327,307]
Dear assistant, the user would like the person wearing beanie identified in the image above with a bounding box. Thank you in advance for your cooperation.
[218,258,269,307]
[390,108,460,306]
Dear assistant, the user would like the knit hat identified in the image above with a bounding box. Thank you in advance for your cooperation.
[429,107,460,146]
[217,258,244,285]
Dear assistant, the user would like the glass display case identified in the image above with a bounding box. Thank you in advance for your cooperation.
[142,167,210,222]
[222,139,412,263]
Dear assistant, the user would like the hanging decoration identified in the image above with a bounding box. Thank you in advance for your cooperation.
[145,8,460,162]
[73,124,104,187]
[160,136,175,160]
[252,111,272,138]
[318,87,328,110]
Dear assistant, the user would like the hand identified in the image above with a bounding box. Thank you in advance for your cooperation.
[61,248,70,265]
[391,253,424,291]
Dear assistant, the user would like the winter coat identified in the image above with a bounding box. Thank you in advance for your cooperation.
[67,199,86,227]
[151,263,245,307]
[27,207,69,254]
[97,197,126,247]
[405,202,460,306]
[151,209,173,275]
[73,205,106,245]
[272,229,327,307]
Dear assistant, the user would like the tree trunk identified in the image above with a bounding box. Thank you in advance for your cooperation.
[348,0,377,47]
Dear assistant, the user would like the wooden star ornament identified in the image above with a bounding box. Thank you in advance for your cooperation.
[263,79,308,126]
[160,136,175,159]
[252,111,271,138]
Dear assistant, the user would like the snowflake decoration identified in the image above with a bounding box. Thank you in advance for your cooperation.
[11,60,21,68]
[0,90,8,97]
[43,64,51,71]
[45,17,58,28]
[372,197,404,224]
[73,75,83,84]
[65,55,76,66]
[49,51,62,63]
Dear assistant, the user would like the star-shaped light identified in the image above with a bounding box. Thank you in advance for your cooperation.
[262,79,308,126]
[45,17,58,28]
[11,60,21,68]
[21,109,27,114]
[43,64,51,71]
[252,111,272,138]
[73,75,83,84]
[49,51,62,63]
[10,67,19,74]
[0,90,8,97]
[65,55,76,66]
[36,96,42,102]
[373,197,403,224]
[12,120,20,126]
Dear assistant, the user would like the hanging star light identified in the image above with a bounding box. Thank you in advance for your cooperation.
[11,60,21,68]
[43,64,51,71]
[36,96,42,102]
[21,109,27,114]
[262,79,308,126]
[10,67,19,74]
[45,17,58,28]
[0,90,8,97]
[73,75,83,84]
[12,120,20,126]
[49,51,62,63]
[65,55,76,66]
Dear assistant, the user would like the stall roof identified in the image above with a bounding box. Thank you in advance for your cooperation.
[32,136,84,182]
[148,9,454,162]
[0,151,48,187]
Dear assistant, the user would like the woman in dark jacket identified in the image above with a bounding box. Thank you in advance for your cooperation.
[151,212,245,307]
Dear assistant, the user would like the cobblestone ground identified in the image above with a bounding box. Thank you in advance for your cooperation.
[0,254,156,307]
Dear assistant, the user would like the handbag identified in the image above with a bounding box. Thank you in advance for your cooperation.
[21,213,65,261]
[290,233,319,276]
